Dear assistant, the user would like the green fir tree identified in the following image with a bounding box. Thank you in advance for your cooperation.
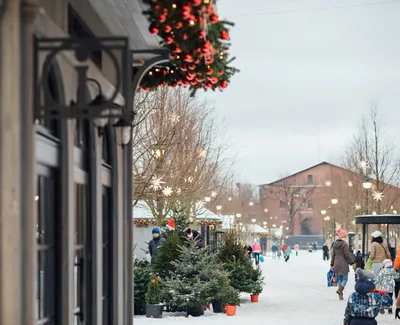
[145,274,162,305]
[133,258,152,304]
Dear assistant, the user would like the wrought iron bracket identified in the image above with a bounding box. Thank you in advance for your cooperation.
[34,36,132,120]
[131,49,170,101]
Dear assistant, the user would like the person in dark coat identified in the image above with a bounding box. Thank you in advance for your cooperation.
[186,228,204,248]
[331,228,355,300]
[148,227,166,265]
[322,242,330,261]
[313,242,317,251]
[244,243,252,259]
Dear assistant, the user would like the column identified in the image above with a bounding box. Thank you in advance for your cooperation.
[20,0,39,323]
[0,0,22,324]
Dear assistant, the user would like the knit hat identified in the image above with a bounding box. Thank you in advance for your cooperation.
[355,268,375,281]
[382,259,393,268]
[371,231,382,238]
[152,227,160,234]
[336,228,348,239]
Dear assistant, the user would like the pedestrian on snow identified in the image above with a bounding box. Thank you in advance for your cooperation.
[375,259,399,314]
[252,239,262,266]
[186,228,204,248]
[369,231,391,276]
[393,244,400,299]
[271,244,278,259]
[277,246,282,259]
[148,227,166,265]
[343,268,393,325]
[313,242,318,251]
[294,243,300,256]
[331,228,355,300]
[323,242,330,261]
[352,251,365,280]
[244,243,252,259]
[284,245,291,262]
[282,243,288,253]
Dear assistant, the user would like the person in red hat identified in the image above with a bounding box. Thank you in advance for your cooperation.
[331,228,355,300]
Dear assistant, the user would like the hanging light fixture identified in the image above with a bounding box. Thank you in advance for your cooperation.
[113,117,133,147]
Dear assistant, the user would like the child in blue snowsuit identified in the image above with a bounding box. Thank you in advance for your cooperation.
[343,268,392,325]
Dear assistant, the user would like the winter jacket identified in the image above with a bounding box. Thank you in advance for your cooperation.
[353,256,365,270]
[294,244,299,252]
[375,266,399,293]
[394,246,400,271]
[343,280,393,325]
[282,244,288,252]
[322,245,329,254]
[331,239,355,275]
[252,242,262,253]
[369,242,390,264]
[148,236,166,264]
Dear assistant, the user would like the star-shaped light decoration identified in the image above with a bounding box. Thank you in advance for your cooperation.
[211,191,217,198]
[204,196,211,202]
[325,180,332,187]
[150,175,165,190]
[169,114,180,124]
[372,191,384,201]
[199,149,207,158]
[348,181,353,187]
[228,197,232,201]
[358,160,368,173]
[162,186,173,197]
[355,203,361,210]
[197,200,205,208]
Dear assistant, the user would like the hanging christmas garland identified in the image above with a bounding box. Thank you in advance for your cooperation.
[133,219,158,226]
[140,0,238,92]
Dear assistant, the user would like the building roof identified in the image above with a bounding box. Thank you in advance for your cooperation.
[132,200,221,221]
[355,214,400,225]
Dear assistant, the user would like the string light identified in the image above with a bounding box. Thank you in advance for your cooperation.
[189,20,195,25]
[172,3,177,8]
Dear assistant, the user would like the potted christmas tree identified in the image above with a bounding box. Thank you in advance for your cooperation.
[224,286,241,316]
[145,274,164,318]
[250,268,264,302]
[133,258,151,315]
[162,243,215,317]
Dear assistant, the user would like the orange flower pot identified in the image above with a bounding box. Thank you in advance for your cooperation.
[250,294,259,303]
[226,304,236,316]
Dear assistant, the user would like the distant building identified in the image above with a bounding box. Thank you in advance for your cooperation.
[259,162,400,236]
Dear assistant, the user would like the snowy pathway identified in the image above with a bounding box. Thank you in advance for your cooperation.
[134,251,395,325]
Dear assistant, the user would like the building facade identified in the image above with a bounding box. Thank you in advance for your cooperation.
[260,162,400,237]
[0,0,160,324]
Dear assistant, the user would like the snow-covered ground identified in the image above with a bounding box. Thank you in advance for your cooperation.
[134,251,395,325]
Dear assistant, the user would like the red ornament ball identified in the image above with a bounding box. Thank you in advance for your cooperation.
[220,30,229,40]
[219,80,228,89]
[164,25,172,33]
[149,25,159,35]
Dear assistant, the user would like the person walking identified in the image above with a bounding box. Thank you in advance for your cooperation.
[313,242,318,251]
[323,242,330,261]
[284,245,292,262]
[294,243,300,256]
[343,268,393,325]
[369,231,391,276]
[271,243,277,259]
[331,228,355,300]
[252,239,262,266]
[375,259,399,314]
[148,227,166,265]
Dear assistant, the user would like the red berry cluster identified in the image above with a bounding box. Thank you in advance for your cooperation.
[142,0,237,92]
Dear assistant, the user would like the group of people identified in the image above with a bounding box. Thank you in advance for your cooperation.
[329,227,400,324]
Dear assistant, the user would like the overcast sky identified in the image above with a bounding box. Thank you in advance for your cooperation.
[202,0,400,185]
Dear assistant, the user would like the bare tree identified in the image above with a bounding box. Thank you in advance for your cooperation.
[264,177,316,235]
[342,102,400,215]
[132,87,233,225]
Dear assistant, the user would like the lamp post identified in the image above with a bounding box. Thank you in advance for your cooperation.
[331,198,338,236]
[362,178,372,215]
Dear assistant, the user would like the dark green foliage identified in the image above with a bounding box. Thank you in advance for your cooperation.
[218,232,264,294]
[162,210,190,241]
[223,286,241,306]
[153,231,182,275]
[217,231,247,264]
[133,258,152,303]
[145,274,162,305]
[162,244,226,308]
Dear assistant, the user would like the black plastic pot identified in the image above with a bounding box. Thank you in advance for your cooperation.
[146,304,163,318]
[134,301,146,315]
[187,304,204,317]
[212,301,225,313]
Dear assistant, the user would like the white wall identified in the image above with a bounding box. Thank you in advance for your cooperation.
[133,225,151,260]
